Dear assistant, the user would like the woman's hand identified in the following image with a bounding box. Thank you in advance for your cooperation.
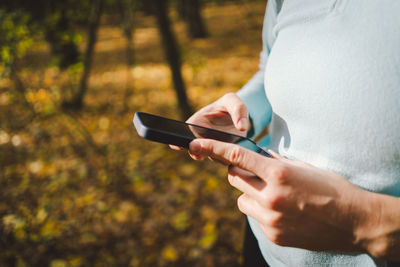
[188,138,400,259]
[170,93,250,150]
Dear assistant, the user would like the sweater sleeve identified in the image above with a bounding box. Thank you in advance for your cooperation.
[236,0,278,142]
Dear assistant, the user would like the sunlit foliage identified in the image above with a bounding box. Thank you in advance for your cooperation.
[0,1,266,266]
[0,11,33,77]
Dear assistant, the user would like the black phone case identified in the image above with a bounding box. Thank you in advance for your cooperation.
[133,112,194,148]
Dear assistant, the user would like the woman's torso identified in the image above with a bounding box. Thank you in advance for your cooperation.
[252,1,400,266]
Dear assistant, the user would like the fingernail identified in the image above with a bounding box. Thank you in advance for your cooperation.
[238,118,248,130]
[190,140,201,155]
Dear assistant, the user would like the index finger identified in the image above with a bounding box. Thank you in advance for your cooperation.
[189,138,273,180]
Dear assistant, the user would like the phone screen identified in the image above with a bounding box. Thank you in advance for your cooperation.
[138,112,270,156]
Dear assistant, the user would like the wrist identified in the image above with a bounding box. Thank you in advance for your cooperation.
[353,191,400,259]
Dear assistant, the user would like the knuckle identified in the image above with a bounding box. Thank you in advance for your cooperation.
[270,164,289,184]
[260,226,284,245]
[227,146,245,165]
[200,140,213,155]
[268,231,280,244]
[270,193,285,211]
[262,192,285,211]
[261,227,287,246]
[268,212,284,228]
[270,231,287,246]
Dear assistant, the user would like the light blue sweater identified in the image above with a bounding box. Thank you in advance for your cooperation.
[237,0,400,266]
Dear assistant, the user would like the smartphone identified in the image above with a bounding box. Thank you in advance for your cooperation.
[133,112,272,158]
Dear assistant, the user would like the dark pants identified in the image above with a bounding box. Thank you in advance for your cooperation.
[242,218,269,267]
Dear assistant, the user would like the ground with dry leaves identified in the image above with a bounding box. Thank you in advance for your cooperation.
[0,2,266,266]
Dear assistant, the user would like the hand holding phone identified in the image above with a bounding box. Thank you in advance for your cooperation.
[133,112,272,158]
[186,93,250,136]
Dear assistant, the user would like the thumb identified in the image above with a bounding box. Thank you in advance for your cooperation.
[221,93,249,131]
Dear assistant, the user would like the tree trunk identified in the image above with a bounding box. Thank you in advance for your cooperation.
[119,0,136,112]
[63,0,103,110]
[182,0,207,39]
[44,9,80,69]
[140,0,153,15]
[119,0,135,67]
[176,0,186,20]
[151,0,193,119]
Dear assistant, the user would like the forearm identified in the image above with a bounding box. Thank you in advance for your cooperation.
[236,71,272,140]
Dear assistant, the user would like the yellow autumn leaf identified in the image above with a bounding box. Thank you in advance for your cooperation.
[205,176,219,190]
[36,208,48,223]
[172,211,189,231]
[199,222,217,249]
[41,221,62,238]
[50,259,68,267]
[162,245,178,262]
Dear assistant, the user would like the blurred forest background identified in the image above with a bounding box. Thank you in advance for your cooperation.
[0,0,267,266]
